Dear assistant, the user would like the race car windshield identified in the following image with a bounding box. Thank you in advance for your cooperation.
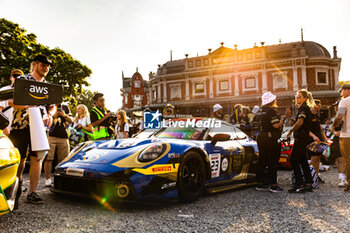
[155,127,203,140]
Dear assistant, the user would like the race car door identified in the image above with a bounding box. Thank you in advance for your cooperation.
[205,122,243,180]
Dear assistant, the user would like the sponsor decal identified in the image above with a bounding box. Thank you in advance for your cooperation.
[209,154,221,178]
[168,153,180,159]
[133,163,179,175]
[221,158,228,172]
[66,168,84,177]
[152,166,172,173]
[28,85,49,99]
[161,182,177,190]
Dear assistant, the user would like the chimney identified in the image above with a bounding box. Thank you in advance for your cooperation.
[170,50,172,61]
[333,46,338,58]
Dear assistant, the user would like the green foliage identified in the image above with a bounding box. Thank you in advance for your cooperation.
[69,89,98,116]
[0,18,92,105]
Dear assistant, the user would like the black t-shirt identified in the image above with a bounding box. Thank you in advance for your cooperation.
[90,107,110,126]
[258,107,281,132]
[49,104,71,138]
[295,102,312,135]
[310,113,322,139]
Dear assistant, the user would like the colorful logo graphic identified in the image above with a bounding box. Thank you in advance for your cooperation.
[28,85,49,99]
[143,110,162,129]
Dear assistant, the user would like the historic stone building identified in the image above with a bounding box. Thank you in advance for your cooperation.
[120,70,149,110]
[145,41,341,120]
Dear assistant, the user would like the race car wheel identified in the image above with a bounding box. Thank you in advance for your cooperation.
[178,151,205,202]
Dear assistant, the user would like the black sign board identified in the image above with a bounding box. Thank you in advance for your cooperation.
[14,78,63,105]
[0,88,14,101]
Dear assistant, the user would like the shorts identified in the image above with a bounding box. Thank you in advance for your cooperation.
[47,136,70,162]
[9,128,36,159]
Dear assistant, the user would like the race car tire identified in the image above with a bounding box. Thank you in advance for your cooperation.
[178,151,205,202]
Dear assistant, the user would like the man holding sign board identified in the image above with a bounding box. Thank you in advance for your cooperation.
[9,55,56,204]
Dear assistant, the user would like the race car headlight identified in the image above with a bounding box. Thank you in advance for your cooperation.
[138,143,166,162]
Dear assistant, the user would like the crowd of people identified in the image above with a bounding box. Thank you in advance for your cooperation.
[1,54,349,206]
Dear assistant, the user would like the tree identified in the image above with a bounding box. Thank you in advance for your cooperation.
[69,89,98,115]
[0,18,92,105]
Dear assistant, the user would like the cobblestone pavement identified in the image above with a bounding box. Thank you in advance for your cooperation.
[1,167,350,233]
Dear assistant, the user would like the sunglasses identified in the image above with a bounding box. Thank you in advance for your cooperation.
[295,95,302,99]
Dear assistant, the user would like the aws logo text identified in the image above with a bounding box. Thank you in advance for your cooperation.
[28,85,49,99]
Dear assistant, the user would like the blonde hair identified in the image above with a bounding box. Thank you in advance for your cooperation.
[265,99,278,108]
[117,110,128,132]
[117,110,127,124]
[74,104,89,122]
[298,89,315,108]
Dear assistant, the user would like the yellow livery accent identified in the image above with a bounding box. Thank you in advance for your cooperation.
[133,163,179,175]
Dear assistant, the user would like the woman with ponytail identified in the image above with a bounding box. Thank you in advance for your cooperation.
[287,89,319,193]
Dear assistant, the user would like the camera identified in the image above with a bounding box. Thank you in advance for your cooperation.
[109,112,117,122]
[57,104,62,112]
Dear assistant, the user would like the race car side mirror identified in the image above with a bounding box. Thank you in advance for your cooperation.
[211,133,231,146]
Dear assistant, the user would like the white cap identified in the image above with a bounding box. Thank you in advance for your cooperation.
[252,105,260,114]
[261,92,276,106]
[213,104,223,113]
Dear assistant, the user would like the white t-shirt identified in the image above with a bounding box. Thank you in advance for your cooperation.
[72,116,91,129]
[338,96,350,138]
[115,122,129,139]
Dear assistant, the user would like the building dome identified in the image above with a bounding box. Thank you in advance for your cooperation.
[303,41,331,57]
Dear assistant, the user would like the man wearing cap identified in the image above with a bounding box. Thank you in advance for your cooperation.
[0,69,24,135]
[9,55,52,204]
[333,83,350,192]
[213,104,223,120]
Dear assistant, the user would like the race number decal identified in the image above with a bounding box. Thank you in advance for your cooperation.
[210,154,221,178]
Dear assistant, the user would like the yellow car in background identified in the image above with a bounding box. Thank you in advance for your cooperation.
[0,130,20,215]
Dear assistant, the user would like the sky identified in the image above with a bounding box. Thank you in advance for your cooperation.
[1,0,350,111]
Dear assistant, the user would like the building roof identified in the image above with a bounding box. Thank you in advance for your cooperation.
[155,41,332,75]
[267,41,331,59]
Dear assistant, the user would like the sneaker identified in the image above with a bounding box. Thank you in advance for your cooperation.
[288,187,305,193]
[27,192,43,204]
[270,185,283,193]
[22,186,28,193]
[255,184,269,191]
[45,179,52,187]
[303,186,313,192]
[339,179,348,187]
